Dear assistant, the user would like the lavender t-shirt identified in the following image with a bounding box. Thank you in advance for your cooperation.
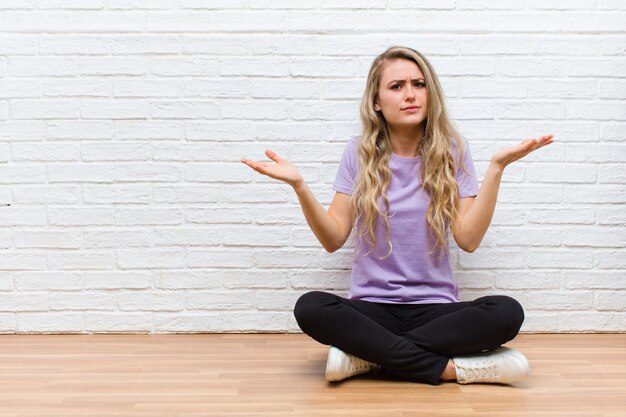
[333,136,480,304]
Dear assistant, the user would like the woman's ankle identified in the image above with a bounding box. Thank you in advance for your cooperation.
[440,359,457,381]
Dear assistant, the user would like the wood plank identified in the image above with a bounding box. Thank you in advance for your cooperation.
[0,334,624,417]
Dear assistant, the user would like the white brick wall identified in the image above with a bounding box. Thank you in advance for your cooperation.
[0,1,624,334]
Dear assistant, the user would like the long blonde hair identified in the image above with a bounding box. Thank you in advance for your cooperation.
[352,46,466,258]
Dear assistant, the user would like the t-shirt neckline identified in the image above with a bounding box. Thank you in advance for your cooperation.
[391,152,421,162]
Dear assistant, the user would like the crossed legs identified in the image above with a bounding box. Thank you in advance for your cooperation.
[294,291,525,385]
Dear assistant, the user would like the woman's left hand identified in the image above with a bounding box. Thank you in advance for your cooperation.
[491,134,554,169]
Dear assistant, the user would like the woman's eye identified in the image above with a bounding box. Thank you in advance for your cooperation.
[391,84,401,90]
[413,81,425,88]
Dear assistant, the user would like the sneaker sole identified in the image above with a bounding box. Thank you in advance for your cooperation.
[325,346,344,382]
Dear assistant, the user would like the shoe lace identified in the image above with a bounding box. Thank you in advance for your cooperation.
[460,360,497,381]
[349,356,376,372]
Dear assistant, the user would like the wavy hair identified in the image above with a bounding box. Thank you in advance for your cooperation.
[352,46,466,258]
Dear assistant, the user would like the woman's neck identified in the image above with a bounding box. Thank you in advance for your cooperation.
[388,124,425,158]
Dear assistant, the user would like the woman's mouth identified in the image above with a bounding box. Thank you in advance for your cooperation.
[401,106,420,112]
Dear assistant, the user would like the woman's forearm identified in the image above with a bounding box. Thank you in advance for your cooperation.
[456,162,505,252]
[292,181,346,253]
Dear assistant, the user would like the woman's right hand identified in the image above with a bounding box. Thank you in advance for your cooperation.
[241,150,303,188]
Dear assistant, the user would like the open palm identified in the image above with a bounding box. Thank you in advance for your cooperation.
[491,134,554,168]
[241,150,303,188]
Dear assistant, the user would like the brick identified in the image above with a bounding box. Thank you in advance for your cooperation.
[0,293,49,312]
[186,291,255,310]
[39,35,109,55]
[11,100,80,119]
[159,270,224,290]
[117,250,186,269]
[526,249,594,269]
[597,207,626,225]
[83,184,151,204]
[47,121,112,140]
[523,292,593,310]
[115,208,183,226]
[114,121,184,140]
[596,251,626,269]
[564,12,626,32]
[115,163,182,182]
[85,272,153,290]
[151,100,220,119]
[220,101,289,120]
[9,57,76,76]
[559,312,625,332]
[527,163,596,183]
[48,207,114,226]
[495,271,560,290]
[222,226,290,247]
[290,101,356,121]
[354,11,490,32]
[154,227,221,247]
[84,230,153,249]
[183,35,252,55]
[44,80,111,97]
[595,292,626,311]
[84,313,152,333]
[0,80,41,98]
[187,249,254,268]
[184,207,254,224]
[114,79,183,98]
[0,165,47,183]
[47,251,116,270]
[48,163,115,183]
[4,11,144,33]
[13,230,81,249]
[111,35,181,54]
[50,292,116,311]
[563,227,626,248]
[13,143,80,162]
[253,250,319,268]
[0,206,47,227]
[78,58,146,76]
[153,312,223,333]
[117,292,185,311]
[562,270,626,290]
[17,313,84,333]
[152,186,221,204]
[81,143,151,161]
[0,121,44,141]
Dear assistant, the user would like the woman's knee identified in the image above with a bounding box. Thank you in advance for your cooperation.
[492,295,525,334]
[293,291,335,331]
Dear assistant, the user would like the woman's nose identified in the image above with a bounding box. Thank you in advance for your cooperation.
[405,86,415,101]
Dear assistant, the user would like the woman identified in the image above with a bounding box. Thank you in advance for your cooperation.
[241,46,553,385]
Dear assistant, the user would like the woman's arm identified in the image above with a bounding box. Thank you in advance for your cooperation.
[293,183,354,253]
[242,150,354,253]
[453,134,554,252]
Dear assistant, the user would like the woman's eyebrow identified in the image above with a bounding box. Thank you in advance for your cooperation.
[387,78,425,85]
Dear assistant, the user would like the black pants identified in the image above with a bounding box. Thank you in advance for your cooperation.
[294,291,525,385]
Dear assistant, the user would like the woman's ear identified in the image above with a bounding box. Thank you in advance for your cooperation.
[374,102,381,111]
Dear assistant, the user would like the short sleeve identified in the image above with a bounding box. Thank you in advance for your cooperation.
[456,139,480,198]
[333,136,359,195]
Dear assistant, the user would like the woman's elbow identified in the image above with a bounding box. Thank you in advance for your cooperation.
[456,237,480,253]
[324,245,339,253]
[323,238,346,253]
[460,243,478,253]
[321,239,338,253]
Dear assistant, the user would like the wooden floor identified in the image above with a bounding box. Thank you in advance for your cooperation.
[0,334,624,417]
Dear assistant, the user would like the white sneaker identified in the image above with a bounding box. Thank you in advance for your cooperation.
[325,346,379,382]
[452,346,530,384]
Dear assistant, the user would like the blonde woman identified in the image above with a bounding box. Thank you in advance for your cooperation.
[241,46,553,385]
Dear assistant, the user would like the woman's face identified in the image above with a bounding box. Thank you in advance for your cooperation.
[375,58,428,131]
